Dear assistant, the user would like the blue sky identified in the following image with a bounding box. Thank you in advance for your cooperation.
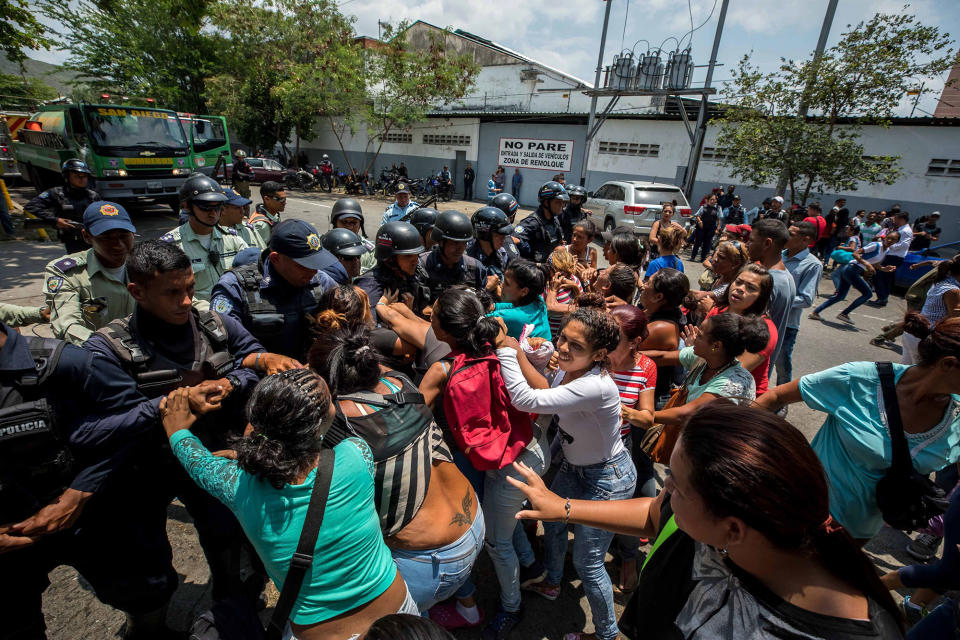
[24,0,959,116]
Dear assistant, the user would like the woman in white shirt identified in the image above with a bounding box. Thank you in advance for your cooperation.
[495,307,636,640]
[809,231,899,324]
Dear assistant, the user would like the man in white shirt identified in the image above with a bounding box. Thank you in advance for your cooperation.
[867,210,913,307]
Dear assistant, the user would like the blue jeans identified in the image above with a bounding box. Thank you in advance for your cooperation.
[618,432,657,561]
[907,598,959,639]
[874,255,903,304]
[774,326,799,384]
[391,505,485,612]
[814,263,873,315]
[482,437,549,612]
[543,449,636,640]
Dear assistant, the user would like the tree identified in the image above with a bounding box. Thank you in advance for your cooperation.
[37,0,221,113]
[0,72,58,110]
[712,9,956,205]
[328,22,479,176]
[0,0,53,66]
[208,0,364,163]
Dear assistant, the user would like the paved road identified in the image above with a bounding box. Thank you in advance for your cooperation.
[1,185,921,638]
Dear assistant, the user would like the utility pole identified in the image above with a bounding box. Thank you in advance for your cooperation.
[681,0,729,202]
[578,0,613,187]
[774,0,839,198]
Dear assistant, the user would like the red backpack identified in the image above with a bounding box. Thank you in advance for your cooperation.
[442,352,534,471]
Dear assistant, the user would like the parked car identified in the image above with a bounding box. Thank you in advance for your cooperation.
[224,157,291,184]
[584,181,692,238]
[895,240,960,289]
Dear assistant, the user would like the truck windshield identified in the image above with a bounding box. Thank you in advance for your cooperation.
[190,117,227,152]
[82,106,189,153]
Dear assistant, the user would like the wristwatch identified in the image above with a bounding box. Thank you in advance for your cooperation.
[225,372,242,391]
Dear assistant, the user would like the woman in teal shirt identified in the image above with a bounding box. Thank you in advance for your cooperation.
[758,315,960,541]
[491,260,551,340]
[160,369,414,639]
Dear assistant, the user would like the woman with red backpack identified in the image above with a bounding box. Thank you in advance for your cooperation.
[420,288,550,640]
[495,306,637,640]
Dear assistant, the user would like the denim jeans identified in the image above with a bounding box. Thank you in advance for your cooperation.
[391,506,485,612]
[774,326,799,384]
[874,255,904,304]
[618,432,657,561]
[814,263,873,315]
[482,435,549,612]
[543,449,636,640]
[906,598,959,639]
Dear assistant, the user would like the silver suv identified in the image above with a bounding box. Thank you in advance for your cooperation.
[585,181,692,237]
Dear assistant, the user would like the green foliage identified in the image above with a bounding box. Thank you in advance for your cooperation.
[37,0,221,113]
[713,9,955,205]
[0,72,58,110]
[0,0,53,65]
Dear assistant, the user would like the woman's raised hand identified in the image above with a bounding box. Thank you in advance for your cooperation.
[505,460,567,522]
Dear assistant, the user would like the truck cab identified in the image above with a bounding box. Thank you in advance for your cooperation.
[14,103,193,211]
[179,113,231,181]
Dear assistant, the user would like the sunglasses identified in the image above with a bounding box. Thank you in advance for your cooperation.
[266,195,287,202]
[195,203,223,212]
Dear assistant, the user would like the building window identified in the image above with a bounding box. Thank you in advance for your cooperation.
[382,132,412,144]
[597,141,660,157]
[422,134,470,146]
[702,146,729,162]
[927,158,960,177]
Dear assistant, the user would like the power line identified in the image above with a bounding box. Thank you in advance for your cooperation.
[620,0,631,52]
[680,0,719,50]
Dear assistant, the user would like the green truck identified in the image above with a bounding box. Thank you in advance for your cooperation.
[14,102,196,211]
[179,113,232,181]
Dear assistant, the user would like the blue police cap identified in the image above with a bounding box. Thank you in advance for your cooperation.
[83,201,136,236]
[269,219,325,269]
[221,186,252,207]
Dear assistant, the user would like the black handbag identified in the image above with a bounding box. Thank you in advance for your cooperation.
[874,362,949,532]
[189,449,336,640]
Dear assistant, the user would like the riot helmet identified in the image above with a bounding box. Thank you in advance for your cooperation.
[490,193,520,223]
[430,210,473,244]
[330,197,364,226]
[179,173,228,206]
[405,207,439,238]
[374,222,424,261]
[321,228,367,257]
[538,181,569,203]
[61,158,93,181]
[233,149,247,159]
[566,184,587,204]
[472,206,514,242]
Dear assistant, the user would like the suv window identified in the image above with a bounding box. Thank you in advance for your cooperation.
[592,185,611,199]
[634,186,686,206]
[609,185,626,202]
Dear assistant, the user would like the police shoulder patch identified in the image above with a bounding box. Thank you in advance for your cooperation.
[53,256,82,272]
[224,227,238,235]
[160,232,176,243]
[39,191,50,199]
[211,296,233,314]
[45,275,64,293]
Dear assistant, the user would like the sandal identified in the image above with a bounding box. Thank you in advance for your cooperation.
[430,601,484,630]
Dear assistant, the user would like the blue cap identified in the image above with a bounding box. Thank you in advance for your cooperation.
[221,186,252,207]
[269,219,325,269]
[83,201,136,236]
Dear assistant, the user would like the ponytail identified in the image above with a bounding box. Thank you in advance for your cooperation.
[308,327,382,395]
[434,288,496,357]
[505,260,547,307]
[706,312,769,358]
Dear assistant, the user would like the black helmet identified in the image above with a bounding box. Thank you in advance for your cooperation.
[61,158,93,180]
[430,210,474,244]
[404,207,439,238]
[322,228,367,257]
[179,173,228,205]
[538,181,569,203]
[490,193,520,222]
[566,184,587,201]
[472,207,514,242]
[374,222,424,261]
[330,197,364,225]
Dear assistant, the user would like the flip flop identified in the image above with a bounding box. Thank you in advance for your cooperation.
[429,601,484,630]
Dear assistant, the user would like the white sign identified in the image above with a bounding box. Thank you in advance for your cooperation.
[497,137,574,172]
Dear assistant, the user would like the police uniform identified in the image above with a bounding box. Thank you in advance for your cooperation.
[515,207,564,263]
[0,324,179,636]
[210,221,337,360]
[559,203,586,243]
[248,203,281,247]
[381,200,419,226]
[43,249,135,346]
[231,221,268,250]
[83,305,265,605]
[160,223,248,308]
[418,245,488,303]
[24,185,101,253]
[0,303,45,327]
[466,238,519,279]
[356,266,430,321]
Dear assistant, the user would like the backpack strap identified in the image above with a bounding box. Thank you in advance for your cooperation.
[265,449,336,640]
[21,337,67,387]
[877,362,911,474]
[232,262,279,317]
[196,309,229,351]
[99,317,151,375]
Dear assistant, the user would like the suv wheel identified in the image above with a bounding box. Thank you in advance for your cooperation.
[604,217,615,232]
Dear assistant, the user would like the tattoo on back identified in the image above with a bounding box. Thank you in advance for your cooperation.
[449,487,472,527]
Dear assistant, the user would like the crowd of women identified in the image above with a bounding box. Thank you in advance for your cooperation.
[153,204,959,640]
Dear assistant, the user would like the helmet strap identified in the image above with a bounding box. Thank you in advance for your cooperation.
[189,205,219,228]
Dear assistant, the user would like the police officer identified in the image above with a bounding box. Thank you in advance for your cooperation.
[381,183,419,225]
[490,192,521,224]
[515,181,566,263]
[404,206,439,252]
[43,201,136,346]
[25,159,100,253]
[330,197,376,271]
[0,303,49,327]
[560,184,593,242]
[320,228,368,283]
[249,181,286,247]
[210,219,337,360]
[219,187,266,249]
[418,210,495,303]
[231,149,255,201]
[83,240,297,617]
[0,322,180,638]
[467,206,519,279]
[355,222,430,321]
[160,174,248,309]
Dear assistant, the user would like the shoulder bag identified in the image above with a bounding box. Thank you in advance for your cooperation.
[638,361,708,465]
